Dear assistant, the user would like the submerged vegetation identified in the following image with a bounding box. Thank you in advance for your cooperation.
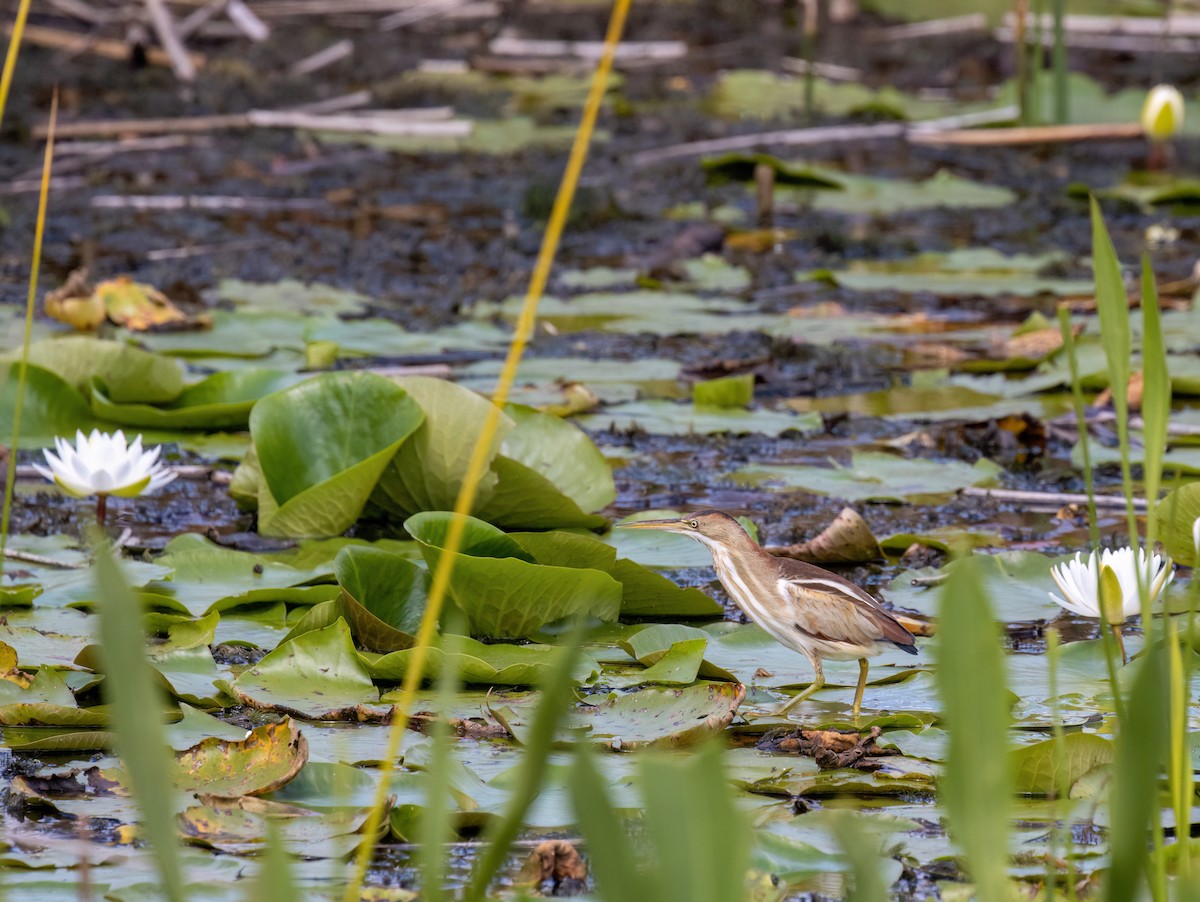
[5,1,1200,900]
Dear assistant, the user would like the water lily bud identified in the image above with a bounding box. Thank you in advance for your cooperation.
[1141,84,1185,142]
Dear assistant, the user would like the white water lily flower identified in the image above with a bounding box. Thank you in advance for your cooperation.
[1141,84,1185,142]
[34,429,177,498]
[1049,547,1174,624]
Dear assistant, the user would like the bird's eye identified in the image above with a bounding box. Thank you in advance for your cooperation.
[689,519,699,529]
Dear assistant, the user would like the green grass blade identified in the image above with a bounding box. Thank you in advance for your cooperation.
[464,625,584,902]
[1106,642,1169,902]
[0,92,56,575]
[1059,304,1101,547]
[1139,253,1170,552]
[93,542,187,902]
[1089,197,1138,542]
[935,554,1012,902]
[639,741,748,902]
[417,628,465,902]
[830,810,888,902]
[247,821,297,902]
[568,740,647,901]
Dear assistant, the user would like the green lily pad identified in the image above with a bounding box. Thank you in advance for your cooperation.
[177,796,375,857]
[374,375,511,518]
[218,279,373,316]
[16,336,184,404]
[369,637,599,686]
[885,552,1061,622]
[166,703,250,751]
[0,363,95,446]
[805,249,1092,297]
[575,681,746,749]
[126,310,310,359]
[249,371,425,538]
[148,646,230,708]
[476,405,613,529]
[579,400,822,437]
[404,511,622,638]
[335,545,429,652]
[1012,733,1115,796]
[91,369,293,430]
[148,533,335,617]
[1158,482,1200,566]
[218,619,385,720]
[693,373,755,408]
[510,528,721,617]
[734,451,1002,503]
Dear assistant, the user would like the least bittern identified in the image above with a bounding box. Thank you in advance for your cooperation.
[621,510,917,718]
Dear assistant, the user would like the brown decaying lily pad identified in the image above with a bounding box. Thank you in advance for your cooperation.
[173,718,309,797]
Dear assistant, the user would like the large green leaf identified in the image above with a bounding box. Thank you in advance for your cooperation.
[510,529,721,617]
[250,372,424,538]
[92,369,292,430]
[0,362,95,445]
[1158,482,1200,565]
[17,336,184,404]
[1011,732,1114,796]
[374,376,511,517]
[405,512,621,638]
[480,404,615,525]
[335,545,429,652]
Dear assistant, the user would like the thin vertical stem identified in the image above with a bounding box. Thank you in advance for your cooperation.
[0,92,57,575]
[1051,0,1068,123]
[1058,306,1100,547]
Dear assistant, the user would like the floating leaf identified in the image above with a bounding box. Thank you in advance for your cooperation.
[579,400,822,437]
[735,451,1002,503]
[0,362,95,445]
[693,373,754,409]
[572,682,745,749]
[370,638,599,687]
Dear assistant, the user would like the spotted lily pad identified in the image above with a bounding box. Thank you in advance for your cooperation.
[559,681,746,750]
[174,719,308,796]
[217,619,387,720]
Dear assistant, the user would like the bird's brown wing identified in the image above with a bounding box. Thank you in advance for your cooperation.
[776,558,917,652]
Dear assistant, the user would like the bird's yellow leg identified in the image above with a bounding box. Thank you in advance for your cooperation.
[774,659,823,717]
[852,659,869,718]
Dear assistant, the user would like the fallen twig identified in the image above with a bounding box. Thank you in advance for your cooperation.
[488,34,687,61]
[143,0,198,81]
[961,486,1146,511]
[288,38,354,76]
[911,122,1143,146]
[3,548,87,570]
[37,108,469,139]
[779,56,862,81]
[866,13,989,41]
[5,22,206,70]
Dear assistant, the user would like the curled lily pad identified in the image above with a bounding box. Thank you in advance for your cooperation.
[335,545,429,652]
[405,512,622,638]
[91,369,292,430]
[174,719,308,797]
[17,336,185,404]
[249,371,425,538]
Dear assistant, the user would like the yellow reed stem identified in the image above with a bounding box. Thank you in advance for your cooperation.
[1168,621,1192,878]
[0,91,57,573]
[0,0,32,127]
[340,1,631,896]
